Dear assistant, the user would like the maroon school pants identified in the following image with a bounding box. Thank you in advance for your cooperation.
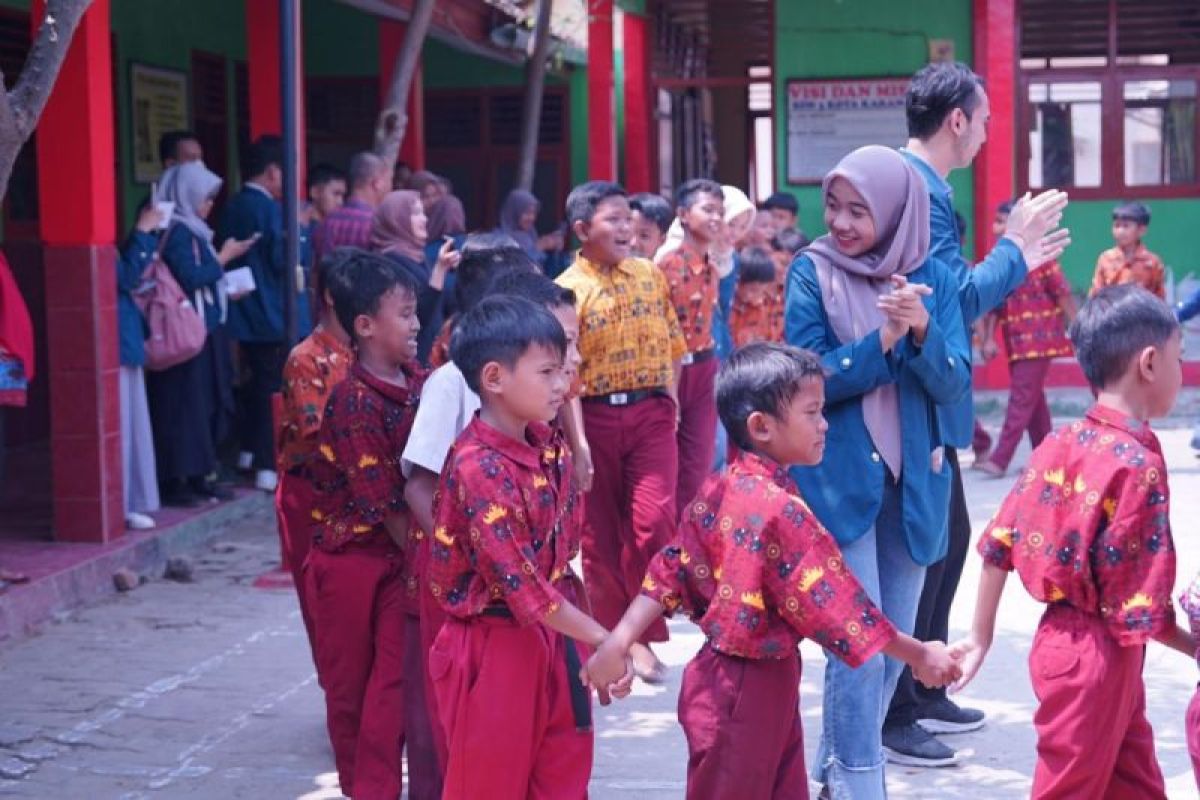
[990,358,1053,470]
[581,394,677,643]
[1030,604,1166,799]
[429,616,594,800]
[418,578,448,773]
[275,471,318,649]
[1189,685,1200,792]
[675,357,720,518]
[679,644,807,800]
[402,610,442,800]
[308,544,407,800]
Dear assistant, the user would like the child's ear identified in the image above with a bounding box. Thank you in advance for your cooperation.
[572,219,589,243]
[353,314,373,341]
[1137,345,1158,382]
[479,361,506,395]
[745,410,773,446]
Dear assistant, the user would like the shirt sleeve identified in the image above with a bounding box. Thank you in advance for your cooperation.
[976,490,1021,572]
[1148,256,1166,299]
[765,502,896,668]
[641,541,703,619]
[1094,464,1177,646]
[1090,256,1110,295]
[162,226,223,293]
[434,459,564,626]
[281,352,326,445]
[401,368,469,477]
[323,390,406,528]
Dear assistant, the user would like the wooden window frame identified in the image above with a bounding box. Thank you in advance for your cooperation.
[1017,3,1200,199]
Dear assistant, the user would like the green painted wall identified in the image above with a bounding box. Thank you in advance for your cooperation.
[1059,199,1200,290]
[303,0,378,77]
[774,0,976,254]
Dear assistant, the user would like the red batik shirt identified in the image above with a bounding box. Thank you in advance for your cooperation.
[996,260,1073,363]
[309,360,426,554]
[978,404,1176,646]
[642,452,897,664]
[657,241,719,354]
[277,327,353,473]
[428,416,583,625]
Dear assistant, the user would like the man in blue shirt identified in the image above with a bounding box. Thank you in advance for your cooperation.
[884,61,1071,767]
[223,135,312,493]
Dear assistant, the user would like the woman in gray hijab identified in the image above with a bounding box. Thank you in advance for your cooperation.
[783,146,971,798]
[147,161,257,507]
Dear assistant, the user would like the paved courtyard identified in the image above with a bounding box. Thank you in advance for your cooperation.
[1,424,1198,798]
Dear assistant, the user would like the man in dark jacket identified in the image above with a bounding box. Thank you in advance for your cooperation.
[222,135,312,492]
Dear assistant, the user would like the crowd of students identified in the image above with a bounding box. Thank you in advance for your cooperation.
[110,59,1200,800]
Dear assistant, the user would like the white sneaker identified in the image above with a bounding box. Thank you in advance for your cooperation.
[255,470,278,492]
[125,512,156,530]
[237,451,254,471]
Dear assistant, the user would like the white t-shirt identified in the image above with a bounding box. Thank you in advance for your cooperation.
[402,362,480,478]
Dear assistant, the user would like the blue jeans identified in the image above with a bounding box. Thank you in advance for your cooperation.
[812,476,927,799]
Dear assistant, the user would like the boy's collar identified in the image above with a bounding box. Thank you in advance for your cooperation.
[466,413,552,470]
[577,250,635,275]
[730,449,797,491]
[351,359,420,404]
[1085,402,1156,445]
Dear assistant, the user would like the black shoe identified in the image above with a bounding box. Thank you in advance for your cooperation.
[917,697,986,734]
[189,478,234,502]
[162,487,202,508]
[882,722,960,768]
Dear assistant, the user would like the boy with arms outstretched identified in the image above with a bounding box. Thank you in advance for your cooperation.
[586,343,961,799]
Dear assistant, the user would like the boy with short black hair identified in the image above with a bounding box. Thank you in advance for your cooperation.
[729,245,785,348]
[657,178,726,519]
[1092,201,1165,299]
[306,163,347,224]
[556,181,688,682]
[629,192,673,259]
[586,342,961,798]
[763,191,804,240]
[428,294,629,799]
[306,250,426,800]
[953,284,1194,798]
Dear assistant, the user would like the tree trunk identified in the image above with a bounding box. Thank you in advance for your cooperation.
[0,0,94,201]
[373,0,436,172]
[515,0,553,193]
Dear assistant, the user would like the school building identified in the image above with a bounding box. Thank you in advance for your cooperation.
[0,0,1196,546]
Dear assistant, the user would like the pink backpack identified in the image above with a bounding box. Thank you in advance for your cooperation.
[134,230,208,371]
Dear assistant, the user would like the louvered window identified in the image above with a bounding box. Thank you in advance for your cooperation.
[1019,0,1200,197]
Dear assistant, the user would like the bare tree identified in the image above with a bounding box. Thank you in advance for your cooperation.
[515,0,553,192]
[0,0,94,200]
[374,0,436,171]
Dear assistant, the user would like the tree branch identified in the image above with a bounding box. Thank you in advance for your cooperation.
[515,0,553,192]
[374,0,436,172]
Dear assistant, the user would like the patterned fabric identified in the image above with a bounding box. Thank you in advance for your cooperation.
[314,199,374,263]
[642,452,897,665]
[1091,244,1166,299]
[309,360,426,553]
[729,276,785,348]
[556,254,687,396]
[1179,572,1200,666]
[657,242,719,354]
[428,417,582,626]
[277,327,353,473]
[978,404,1177,646]
[0,351,27,407]
[996,260,1074,362]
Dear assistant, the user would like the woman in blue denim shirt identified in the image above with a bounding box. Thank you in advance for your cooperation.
[784,146,970,799]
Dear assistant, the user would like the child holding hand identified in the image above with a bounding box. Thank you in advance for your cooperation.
[586,342,961,800]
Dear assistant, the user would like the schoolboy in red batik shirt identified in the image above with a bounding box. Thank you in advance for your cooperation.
[953,285,1195,800]
[306,251,426,800]
[656,178,725,518]
[586,343,960,800]
[427,295,631,800]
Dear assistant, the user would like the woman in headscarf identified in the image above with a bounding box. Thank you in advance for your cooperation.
[147,161,257,507]
[496,189,564,270]
[784,146,970,799]
[370,190,461,362]
[422,195,469,361]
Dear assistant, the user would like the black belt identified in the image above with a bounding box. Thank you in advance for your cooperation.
[581,387,669,407]
[680,348,715,366]
[477,604,593,731]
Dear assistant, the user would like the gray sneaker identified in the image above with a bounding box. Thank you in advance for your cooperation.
[917,697,986,734]
[882,722,960,768]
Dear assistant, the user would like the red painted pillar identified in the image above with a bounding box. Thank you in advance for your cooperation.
[379,20,426,172]
[588,1,615,181]
[245,0,306,186]
[34,0,122,542]
[623,10,652,192]
[973,0,1017,390]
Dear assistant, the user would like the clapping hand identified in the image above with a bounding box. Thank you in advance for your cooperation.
[878,274,934,347]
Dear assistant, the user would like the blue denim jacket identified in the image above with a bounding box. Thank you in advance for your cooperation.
[902,150,1027,448]
[785,253,971,565]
